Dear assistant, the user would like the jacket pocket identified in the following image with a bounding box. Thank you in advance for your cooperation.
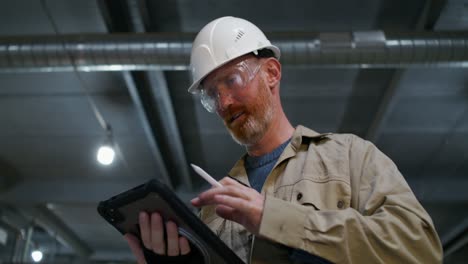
[291,178,351,210]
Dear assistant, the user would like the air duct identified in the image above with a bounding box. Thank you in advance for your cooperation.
[0,31,467,72]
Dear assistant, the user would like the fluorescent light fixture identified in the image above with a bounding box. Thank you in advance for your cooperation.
[97,145,115,165]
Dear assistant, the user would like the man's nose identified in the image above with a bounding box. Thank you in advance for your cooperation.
[216,90,234,112]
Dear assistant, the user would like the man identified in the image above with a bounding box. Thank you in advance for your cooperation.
[125,16,443,263]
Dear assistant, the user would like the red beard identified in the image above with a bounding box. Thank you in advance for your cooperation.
[223,80,274,146]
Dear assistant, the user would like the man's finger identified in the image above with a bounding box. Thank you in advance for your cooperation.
[139,212,151,250]
[219,177,247,187]
[215,204,236,220]
[124,233,146,264]
[190,197,201,207]
[213,195,250,213]
[196,186,248,205]
[179,236,191,255]
[166,221,180,256]
[150,212,165,255]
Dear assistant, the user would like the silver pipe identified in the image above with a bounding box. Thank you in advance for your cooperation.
[274,31,468,67]
[0,34,194,72]
[0,31,467,72]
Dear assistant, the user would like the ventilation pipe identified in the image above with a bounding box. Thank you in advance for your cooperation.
[0,31,467,72]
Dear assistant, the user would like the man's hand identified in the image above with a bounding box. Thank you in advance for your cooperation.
[191,177,264,235]
[124,212,191,264]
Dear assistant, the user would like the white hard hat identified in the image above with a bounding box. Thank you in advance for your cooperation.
[187,16,280,94]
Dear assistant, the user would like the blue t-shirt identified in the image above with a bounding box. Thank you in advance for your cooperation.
[244,138,333,264]
[245,138,291,193]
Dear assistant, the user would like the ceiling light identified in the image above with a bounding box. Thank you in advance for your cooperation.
[97,145,115,165]
[96,125,116,166]
[31,250,43,262]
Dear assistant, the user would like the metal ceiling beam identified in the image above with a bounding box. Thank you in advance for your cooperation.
[124,0,192,190]
[442,217,468,258]
[20,206,93,258]
[97,0,192,190]
[0,205,31,230]
[419,0,448,30]
[143,71,193,189]
[0,205,92,258]
[0,31,468,72]
[365,70,404,141]
[122,72,172,188]
[416,106,468,179]
[125,0,146,33]
[366,0,448,143]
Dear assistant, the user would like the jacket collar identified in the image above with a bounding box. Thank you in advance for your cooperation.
[228,125,332,184]
[279,125,331,165]
[290,125,332,152]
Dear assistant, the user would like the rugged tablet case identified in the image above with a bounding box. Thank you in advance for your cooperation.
[97,179,245,264]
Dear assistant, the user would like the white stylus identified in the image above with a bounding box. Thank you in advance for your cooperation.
[190,164,223,188]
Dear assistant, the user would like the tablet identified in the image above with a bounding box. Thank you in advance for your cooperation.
[97,179,245,264]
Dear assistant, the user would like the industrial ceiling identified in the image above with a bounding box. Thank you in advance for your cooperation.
[0,0,467,263]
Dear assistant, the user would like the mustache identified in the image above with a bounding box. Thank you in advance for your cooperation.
[225,113,242,125]
[222,107,246,124]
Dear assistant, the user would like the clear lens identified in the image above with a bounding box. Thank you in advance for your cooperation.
[200,89,216,113]
[199,59,263,113]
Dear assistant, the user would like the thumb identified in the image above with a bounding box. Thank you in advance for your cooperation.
[124,233,146,264]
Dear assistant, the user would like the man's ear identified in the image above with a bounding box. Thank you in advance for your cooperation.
[264,58,281,89]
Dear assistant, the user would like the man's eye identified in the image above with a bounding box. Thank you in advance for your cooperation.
[226,75,239,87]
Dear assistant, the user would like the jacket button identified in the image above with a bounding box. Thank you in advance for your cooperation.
[296,193,303,201]
[337,200,344,209]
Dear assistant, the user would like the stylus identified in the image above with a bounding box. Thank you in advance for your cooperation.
[190,164,223,188]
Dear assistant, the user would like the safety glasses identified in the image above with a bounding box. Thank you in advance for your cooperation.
[199,58,263,113]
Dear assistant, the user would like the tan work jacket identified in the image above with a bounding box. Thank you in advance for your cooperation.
[200,125,442,264]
